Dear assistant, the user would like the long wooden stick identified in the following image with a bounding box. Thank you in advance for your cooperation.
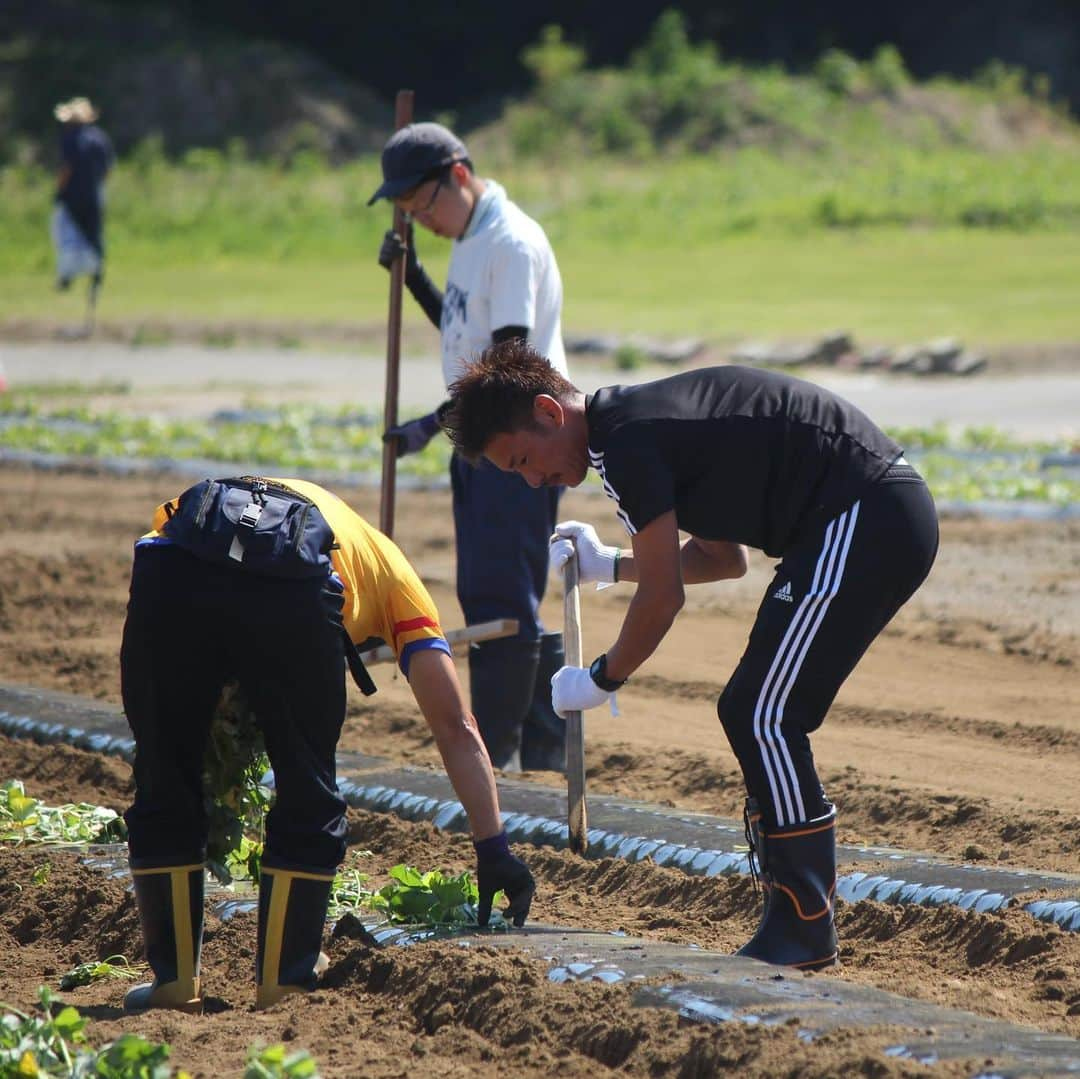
[563,554,589,854]
[378,88,414,539]
[357,618,518,667]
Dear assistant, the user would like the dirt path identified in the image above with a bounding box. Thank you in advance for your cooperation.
[3,339,1080,438]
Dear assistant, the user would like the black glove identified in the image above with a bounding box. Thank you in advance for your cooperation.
[377,224,420,280]
[475,832,535,928]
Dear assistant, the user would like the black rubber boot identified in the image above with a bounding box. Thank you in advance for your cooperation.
[256,863,333,1009]
[521,631,568,773]
[124,861,204,1014]
[736,799,839,972]
[468,636,541,771]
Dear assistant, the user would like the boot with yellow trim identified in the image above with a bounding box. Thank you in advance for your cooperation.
[123,860,204,1014]
[255,862,334,1009]
[736,798,839,972]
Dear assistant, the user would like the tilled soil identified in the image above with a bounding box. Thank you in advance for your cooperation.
[2,733,1075,1078]
[1,462,1079,1074]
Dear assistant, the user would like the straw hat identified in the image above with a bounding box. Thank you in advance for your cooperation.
[54,97,99,123]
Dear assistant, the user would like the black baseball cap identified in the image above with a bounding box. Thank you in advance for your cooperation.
[367,122,470,205]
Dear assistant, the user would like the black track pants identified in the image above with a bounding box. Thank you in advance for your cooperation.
[717,466,938,830]
[121,544,348,869]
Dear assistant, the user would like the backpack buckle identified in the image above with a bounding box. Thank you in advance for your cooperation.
[238,502,263,531]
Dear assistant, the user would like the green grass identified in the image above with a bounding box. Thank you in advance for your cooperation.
[16,228,1078,345]
[3,136,1079,344]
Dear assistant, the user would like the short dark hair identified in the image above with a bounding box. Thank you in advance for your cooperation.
[444,339,579,461]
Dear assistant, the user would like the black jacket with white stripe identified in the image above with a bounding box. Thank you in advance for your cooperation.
[585,366,901,557]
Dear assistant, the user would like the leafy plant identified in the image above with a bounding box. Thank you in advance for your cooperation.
[867,44,910,96]
[203,683,271,884]
[522,25,585,89]
[814,48,867,96]
[0,986,180,1077]
[93,1034,177,1078]
[58,956,140,992]
[327,852,375,918]
[2,988,325,1077]
[0,781,126,846]
[369,864,491,927]
[244,1044,320,1079]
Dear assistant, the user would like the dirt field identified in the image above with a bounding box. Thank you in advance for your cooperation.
[1,461,1079,1075]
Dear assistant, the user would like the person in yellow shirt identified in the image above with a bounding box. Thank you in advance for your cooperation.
[119,476,534,1013]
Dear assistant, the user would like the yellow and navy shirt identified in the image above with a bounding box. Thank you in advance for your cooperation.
[138,477,451,678]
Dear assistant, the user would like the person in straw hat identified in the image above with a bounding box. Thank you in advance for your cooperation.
[52,96,114,330]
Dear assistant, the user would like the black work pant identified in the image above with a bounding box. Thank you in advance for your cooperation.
[451,453,561,640]
[717,467,939,830]
[121,544,348,870]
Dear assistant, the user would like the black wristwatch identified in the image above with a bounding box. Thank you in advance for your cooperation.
[589,653,626,692]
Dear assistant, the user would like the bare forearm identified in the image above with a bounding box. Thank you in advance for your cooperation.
[432,724,503,839]
[605,585,682,683]
[408,650,502,838]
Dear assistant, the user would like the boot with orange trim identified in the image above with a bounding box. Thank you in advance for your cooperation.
[736,798,839,971]
[123,860,205,1014]
[255,861,333,1009]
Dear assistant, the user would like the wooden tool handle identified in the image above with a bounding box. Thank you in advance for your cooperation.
[356,618,519,666]
[378,88,414,539]
[563,553,589,854]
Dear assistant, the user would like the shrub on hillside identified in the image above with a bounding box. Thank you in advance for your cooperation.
[867,44,910,96]
[814,48,865,96]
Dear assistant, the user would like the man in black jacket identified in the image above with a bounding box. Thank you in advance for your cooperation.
[443,340,939,971]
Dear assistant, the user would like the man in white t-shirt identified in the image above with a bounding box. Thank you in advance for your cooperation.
[369,122,568,773]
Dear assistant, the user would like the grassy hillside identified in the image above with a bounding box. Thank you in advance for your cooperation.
[3,11,1078,344]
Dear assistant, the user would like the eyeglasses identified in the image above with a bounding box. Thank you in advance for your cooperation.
[402,176,444,219]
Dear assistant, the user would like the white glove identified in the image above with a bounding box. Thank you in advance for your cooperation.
[551,665,612,718]
[548,521,619,587]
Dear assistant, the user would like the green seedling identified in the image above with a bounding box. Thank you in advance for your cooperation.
[2,986,190,1077]
[0,781,126,846]
[328,862,375,919]
[59,955,141,991]
[244,1044,320,1079]
[2,987,322,1077]
[87,1033,177,1078]
[369,864,503,928]
[0,987,87,1075]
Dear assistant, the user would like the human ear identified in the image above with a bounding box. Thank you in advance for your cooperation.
[533,394,564,428]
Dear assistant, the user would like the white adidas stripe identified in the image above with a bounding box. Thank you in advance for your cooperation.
[589,449,636,534]
[751,502,861,827]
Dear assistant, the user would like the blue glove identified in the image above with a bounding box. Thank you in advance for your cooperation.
[383,412,440,458]
[475,831,535,928]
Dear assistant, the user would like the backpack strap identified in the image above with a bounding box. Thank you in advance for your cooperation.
[342,630,377,696]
